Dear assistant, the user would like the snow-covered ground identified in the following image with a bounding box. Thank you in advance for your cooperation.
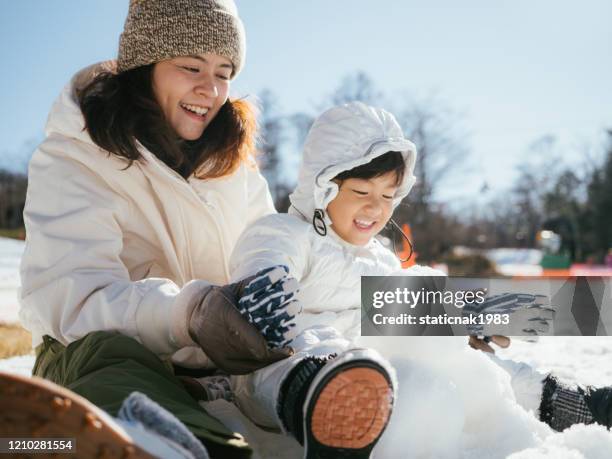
[0,236,24,324]
[362,336,612,459]
[2,237,612,458]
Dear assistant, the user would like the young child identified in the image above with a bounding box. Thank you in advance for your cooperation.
[192,102,610,458]
[222,102,440,458]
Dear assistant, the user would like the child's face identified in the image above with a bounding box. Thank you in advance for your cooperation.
[327,171,399,246]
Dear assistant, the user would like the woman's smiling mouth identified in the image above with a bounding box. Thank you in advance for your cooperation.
[180,103,209,120]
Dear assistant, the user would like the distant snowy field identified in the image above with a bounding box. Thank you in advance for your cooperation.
[0,236,24,324]
[2,237,612,458]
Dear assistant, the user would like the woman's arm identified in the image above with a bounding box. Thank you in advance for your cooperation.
[19,146,205,356]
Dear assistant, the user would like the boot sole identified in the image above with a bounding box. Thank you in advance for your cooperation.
[305,361,393,458]
[0,371,156,459]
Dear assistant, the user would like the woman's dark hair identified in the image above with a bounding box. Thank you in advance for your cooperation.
[78,65,256,179]
[333,151,405,185]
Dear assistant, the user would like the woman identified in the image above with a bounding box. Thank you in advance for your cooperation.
[17,0,292,457]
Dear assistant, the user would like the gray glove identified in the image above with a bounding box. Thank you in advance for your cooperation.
[188,279,294,375]
[462,292,555,339]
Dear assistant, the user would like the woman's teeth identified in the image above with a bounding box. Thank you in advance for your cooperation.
[181,103,209,116]
[354,219,375,229]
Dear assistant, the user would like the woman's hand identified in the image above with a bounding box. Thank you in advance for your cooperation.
[188,275,294,375]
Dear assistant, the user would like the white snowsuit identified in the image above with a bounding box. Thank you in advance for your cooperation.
[223,102,547,433]
[223,102,441,431]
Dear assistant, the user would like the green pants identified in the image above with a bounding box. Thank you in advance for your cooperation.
[33,331,251,459]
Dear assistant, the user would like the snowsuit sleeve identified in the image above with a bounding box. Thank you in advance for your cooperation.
[229,214,311,283]
[488,354,546,414]
[19,144,206,356]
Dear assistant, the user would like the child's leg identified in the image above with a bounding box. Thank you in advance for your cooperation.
[231,325,397,458]
[539,375,595,431]
[490,354,612,431]
[539,376,612,431]
[230,325,353,429]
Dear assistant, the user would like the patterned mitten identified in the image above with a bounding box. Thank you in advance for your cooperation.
[237,265,302,348]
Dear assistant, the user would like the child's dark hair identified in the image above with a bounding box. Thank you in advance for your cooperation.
[333,151,405,185]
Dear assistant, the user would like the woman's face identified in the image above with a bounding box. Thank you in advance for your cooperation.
[152,53,232,141]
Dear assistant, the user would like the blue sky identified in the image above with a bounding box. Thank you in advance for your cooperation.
[1,1,611,201]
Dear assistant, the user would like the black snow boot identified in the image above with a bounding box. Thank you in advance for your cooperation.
[278,350,394,459]
[539,375,595,431]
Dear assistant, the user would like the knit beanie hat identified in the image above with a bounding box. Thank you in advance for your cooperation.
[117,0,245,78]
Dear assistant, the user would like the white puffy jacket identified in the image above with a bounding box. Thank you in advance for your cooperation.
[230,102,546,419]
[19,62,276,365]
[230,102,442,340]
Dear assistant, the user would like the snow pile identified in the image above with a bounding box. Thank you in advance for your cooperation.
[508,424,612,459]
[204,399,304,459]
[0,354,35,377]
[359,336,612,459]
[502,337,612,387]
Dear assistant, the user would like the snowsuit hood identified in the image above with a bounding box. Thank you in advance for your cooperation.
[288,102,417,227]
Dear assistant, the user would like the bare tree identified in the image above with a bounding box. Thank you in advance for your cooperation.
[392,94,469,209]
[508,136,566,247]
[0,169,27,229]
[386,95,469,262]
[255,90,292,207]
[511,166,545,247]
[288,112,314,153]
[328,71,383,107]
[0,138,39,231]
[582,130,612,261]
[290,72,381,153]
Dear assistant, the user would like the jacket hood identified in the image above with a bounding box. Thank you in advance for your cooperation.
[45,61,118,146]
[288,102,417,226]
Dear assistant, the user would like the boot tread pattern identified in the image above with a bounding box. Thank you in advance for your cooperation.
[310,367,392,449]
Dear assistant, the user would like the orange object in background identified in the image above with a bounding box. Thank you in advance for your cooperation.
[398,223,417,268]
[540,269,572,277]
